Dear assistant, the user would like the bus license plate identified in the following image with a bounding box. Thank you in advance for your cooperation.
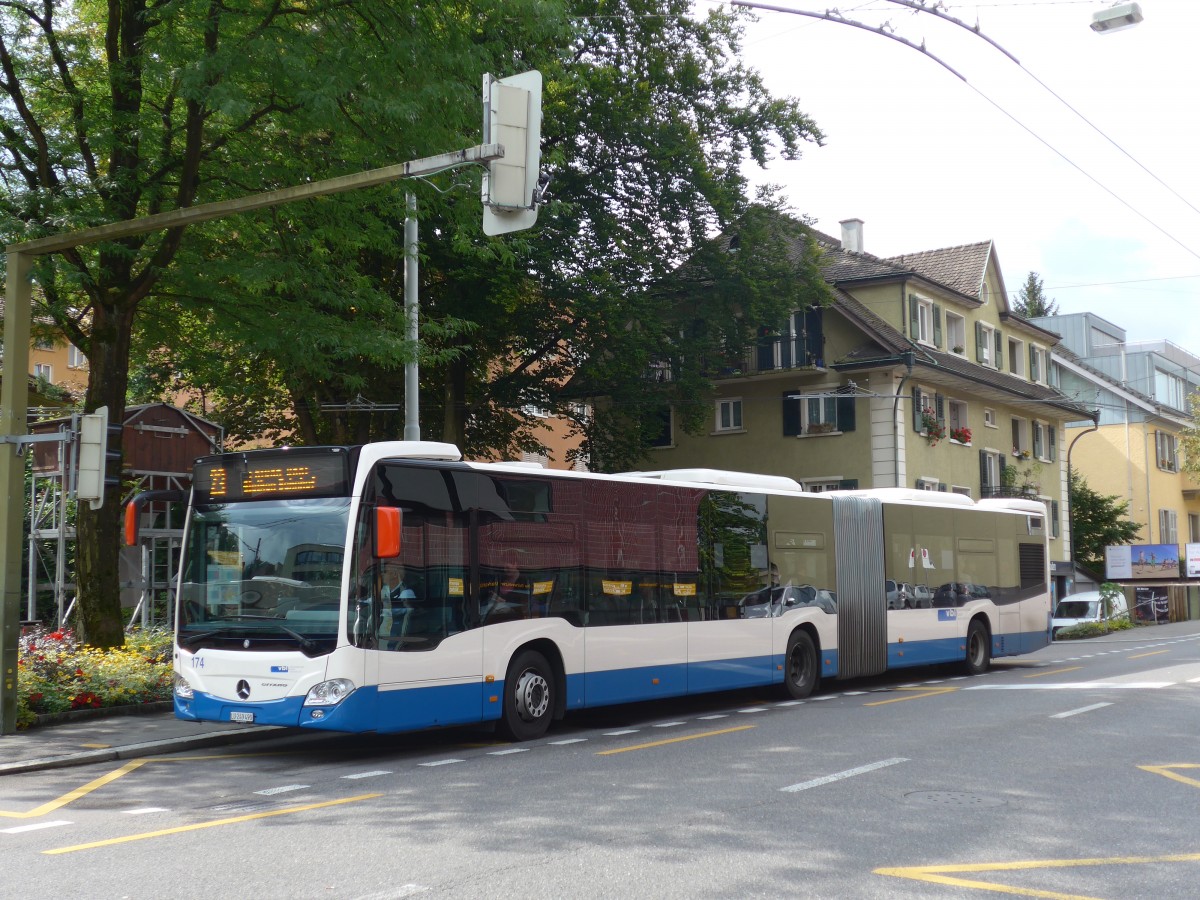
[230,710,255,723]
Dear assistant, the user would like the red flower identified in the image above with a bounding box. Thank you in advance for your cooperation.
[49,631,64,640]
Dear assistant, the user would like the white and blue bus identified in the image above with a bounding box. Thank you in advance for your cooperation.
[126,441,1051,741]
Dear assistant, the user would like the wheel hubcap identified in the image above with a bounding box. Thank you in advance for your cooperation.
[514,669,549,721]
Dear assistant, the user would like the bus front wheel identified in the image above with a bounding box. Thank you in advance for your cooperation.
[964,619,991,676]
[498,649,554,741]
[783,630,818,699]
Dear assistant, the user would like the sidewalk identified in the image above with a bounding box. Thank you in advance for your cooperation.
[0,706,289,777]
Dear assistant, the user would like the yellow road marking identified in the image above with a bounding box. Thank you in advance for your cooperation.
[43,793,381,855]
[80,743,111,749]
[1139,764,1200,789]
[0,752,293,819]
[595,725,754,755]
[1024,667,1083,679]
[864,686,957,707]
[0,760,149,819]
[877,852,1200,899]
[1128,649,1169,660]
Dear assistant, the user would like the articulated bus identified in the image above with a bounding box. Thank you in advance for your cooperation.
[126,441,1051,741]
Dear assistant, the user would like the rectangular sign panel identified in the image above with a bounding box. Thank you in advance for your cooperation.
[1106,543,1180,580]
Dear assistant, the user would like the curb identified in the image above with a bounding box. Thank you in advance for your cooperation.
[29,700,174,727]
[0,725,289,777]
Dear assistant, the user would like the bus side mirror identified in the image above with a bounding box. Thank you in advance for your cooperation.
[375,507,402,558]
[123,489,186,546]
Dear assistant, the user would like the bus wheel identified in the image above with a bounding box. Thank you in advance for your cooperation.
[499,649,554,741]
[964,619,991,676]
[783,630,818,699]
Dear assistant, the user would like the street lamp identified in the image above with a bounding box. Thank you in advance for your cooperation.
[1090,2,1144,34]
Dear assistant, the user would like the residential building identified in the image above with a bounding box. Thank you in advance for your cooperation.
[643,219,1091,596]
[1031,311,1200,551]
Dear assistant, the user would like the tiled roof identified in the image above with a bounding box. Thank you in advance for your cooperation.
[884,241,993,300]
[810,230,915,283]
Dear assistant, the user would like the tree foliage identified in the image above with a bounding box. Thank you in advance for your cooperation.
[1014,271,1059,318]
[1069,469,1142,572]
[1179,390,1200,482]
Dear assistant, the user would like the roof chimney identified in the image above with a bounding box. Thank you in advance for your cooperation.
[839,218,864,253]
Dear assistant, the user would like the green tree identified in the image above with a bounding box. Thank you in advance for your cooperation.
[1014,271,1059,317]
[1179,390,1200,482]
[0,0,566,645]
[1069,469,1141,572]
[131,1,829,471]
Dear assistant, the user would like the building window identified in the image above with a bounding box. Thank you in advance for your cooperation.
[915,478,941,491]
[1029,346,1046,384]
[947,399,969,442]
[67,344,86,368]
[33,363,52,381]
[33,336,54,351]
[649,406,673,448]
[1156,431,1178,472]
[716,398,743,432]
[1007,337,1024,376]
[784,391,856,437]
[805,479,852,493]
[983,407,996,428]
[952,485,971,497]
[521,404,550,418]
[946,313,966,354]
[977,323,995,366]
[1155,369,1186,411]
[980,450,1002,497]
[1011,417,1029,458]
[1032,421,1045,460]
[1190,513,1200,543]
[1050,500,1061,538]
[1159,509,1178,545]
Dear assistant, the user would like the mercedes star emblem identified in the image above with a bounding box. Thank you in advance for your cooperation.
[236,679,251,700]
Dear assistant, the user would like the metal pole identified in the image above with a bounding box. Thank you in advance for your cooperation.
[404,191,421,441]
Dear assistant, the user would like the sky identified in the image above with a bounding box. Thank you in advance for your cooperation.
[707,0,1200,355]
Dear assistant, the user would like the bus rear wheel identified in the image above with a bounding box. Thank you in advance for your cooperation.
[963,619,991,676]
[498,649,554,741]
[783,630,818,699]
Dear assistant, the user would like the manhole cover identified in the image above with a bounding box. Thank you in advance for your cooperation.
[904,791,1006,808]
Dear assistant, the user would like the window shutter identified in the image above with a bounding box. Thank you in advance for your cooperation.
[1030,345,1039,381]
[935,393,945,425]
[836,395,856,432]
[1050,500,1060,537]
[933,304,943,348]
[1033,423,1043,458]
[912,386,923,432]
[975,321,985,362]
[1048,425,1057,461]
[909,295,920,340]
[782,393,802,437]
[937,483,948,492]
[994,329,1003,369]
[980,450,989,489]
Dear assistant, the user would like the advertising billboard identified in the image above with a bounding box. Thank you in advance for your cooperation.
[1105,543,1180,580]
[1187,543,1200,579]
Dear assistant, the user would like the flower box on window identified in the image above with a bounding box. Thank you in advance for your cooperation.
[950,426,972,444]
[807,422,835,434]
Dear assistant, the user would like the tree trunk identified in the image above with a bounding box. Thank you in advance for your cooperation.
[74,303,135,648]
[440,357,467,449]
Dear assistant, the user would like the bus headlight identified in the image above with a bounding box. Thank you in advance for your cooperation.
[304,678,355,707]
[173,674,195,699]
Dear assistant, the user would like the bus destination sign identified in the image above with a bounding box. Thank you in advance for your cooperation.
[193,450,350,502]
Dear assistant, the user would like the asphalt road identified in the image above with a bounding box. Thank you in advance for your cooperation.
[4,624,1200,900]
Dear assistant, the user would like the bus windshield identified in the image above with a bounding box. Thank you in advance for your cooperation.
[177,497,351,655]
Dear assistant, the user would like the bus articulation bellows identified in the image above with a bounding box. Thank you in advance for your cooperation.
[125,441,1052,741]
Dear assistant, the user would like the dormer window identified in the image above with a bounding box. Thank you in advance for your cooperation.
[909,295,942,347]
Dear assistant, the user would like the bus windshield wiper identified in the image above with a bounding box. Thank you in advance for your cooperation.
[219,614,322,654]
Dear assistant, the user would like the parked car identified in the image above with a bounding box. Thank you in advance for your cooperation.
[1052,590,1128,638]
[909,584,934,608]
[885,579,912,610]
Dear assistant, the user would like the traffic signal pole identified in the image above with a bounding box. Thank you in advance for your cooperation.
[0,101,544,730]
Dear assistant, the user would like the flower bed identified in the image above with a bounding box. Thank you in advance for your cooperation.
[16,626,174,730]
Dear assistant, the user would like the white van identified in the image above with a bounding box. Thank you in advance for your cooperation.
[1051,590,1128,638]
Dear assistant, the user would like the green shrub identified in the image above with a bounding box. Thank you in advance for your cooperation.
[16,625,173,729]
[1054,616,1135,640]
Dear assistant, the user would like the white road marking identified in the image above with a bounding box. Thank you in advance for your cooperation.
[418,758,464,767]
[967,682,1173,690]
[488,748,529,756]
[3,820,72,833]
[697,714,728,720]
[653,721,685,728]
[549,738,588,745]
[1051,702,1113,719]
[781,758,908,793]
[737,707,768,714]
[122,807,169,815]
[603,729,639,736]
[811,695,837,701]
[254,784,309,795]
[775,701,804,707]
[342,770,393,779]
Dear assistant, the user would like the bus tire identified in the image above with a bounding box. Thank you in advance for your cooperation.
[498,649,554,741]
[964,618,991,676]
[783,630,818,699]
